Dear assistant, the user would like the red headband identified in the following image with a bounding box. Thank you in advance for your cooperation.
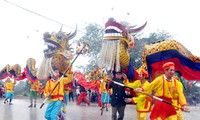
[162,62,175,70]
[141,69,148,78]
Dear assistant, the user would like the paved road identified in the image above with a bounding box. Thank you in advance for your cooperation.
[0,97,199,120]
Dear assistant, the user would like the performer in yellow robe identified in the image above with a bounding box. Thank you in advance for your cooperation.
[44,69,72,120]
[135,62,189,120]
[100,75,110,111]
[172,71,187,120]
[124,69,152,120]
[28,80,41,108]
[4,77,16,105]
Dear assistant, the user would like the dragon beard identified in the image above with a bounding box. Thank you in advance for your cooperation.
[98,40,130,72]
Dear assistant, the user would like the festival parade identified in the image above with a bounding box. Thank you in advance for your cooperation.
[0,0,200,120]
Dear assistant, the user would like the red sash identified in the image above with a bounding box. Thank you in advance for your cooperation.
[150,97,176,120]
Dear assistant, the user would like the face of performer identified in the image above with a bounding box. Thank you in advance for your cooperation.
[115,72,123,79]
[139,73,146,80]
[164,67,175,80]
[6,78,11,82]
[173,74,179,80]
[52,70,60,79]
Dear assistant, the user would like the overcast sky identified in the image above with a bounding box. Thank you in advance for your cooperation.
[0,0,200,70]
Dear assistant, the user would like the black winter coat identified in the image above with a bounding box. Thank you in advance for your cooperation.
[108,78,127,107]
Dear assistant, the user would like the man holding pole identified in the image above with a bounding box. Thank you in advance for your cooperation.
[124,69,152,120]
[44,69,72,120]
[135,62,189,120]
[107,70,127,120]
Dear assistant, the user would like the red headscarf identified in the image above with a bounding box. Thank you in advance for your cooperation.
[162,62,175,70]
[141,69,148,78]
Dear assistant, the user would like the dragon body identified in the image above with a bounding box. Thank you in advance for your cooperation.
[140,39,200,80]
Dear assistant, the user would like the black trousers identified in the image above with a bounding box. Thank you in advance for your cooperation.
[69,92,74,102]
[111,105,126,120]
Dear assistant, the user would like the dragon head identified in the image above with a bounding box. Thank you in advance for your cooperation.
[43,25,77,58]
[10,64,21,77]
[37,26,77,79]
[0,64,11,79]
[26,58,37,76]
[103,17,147,48]
[98,18,147,72]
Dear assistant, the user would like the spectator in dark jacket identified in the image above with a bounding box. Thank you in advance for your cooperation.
[107,71,127,120]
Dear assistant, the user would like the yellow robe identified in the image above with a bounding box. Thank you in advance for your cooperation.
[172,80,186,120]
[44,75,72,102]
[124,80,152,120]
[5,81,16,92]
[100,81,108,93]
[142,75,186,102]
[125,80,152,112]
[142,75,187,120]
[29,81,40,91]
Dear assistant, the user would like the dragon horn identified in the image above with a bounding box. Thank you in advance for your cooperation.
[67,24,77,40]
[60,24,63,32]
[129,21,147,33]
